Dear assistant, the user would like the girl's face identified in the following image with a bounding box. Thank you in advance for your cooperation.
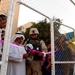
[60,36,66,43]
[47,44,51,51]
[47,54,51,61]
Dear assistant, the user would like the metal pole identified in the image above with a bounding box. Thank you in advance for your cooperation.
[50,19,55,75]
[18,1,75,75]
[0,0,15,75]
[74,30,75,37]
[0,0,74,75]
[69,1,75,74]
[18,1,50,19]
[55,61,75,64]
[70,0,75,5]
[54,21,75,30]
[55,21,75,38]
[17,1,55,75]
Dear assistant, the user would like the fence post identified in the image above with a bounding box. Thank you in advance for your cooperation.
[50,19,55,75]
[0,0,15,75]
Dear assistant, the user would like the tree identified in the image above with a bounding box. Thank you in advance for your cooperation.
[23,18,62,44]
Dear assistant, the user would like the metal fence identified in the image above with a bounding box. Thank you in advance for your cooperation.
[0,0,75,75]
[54,22,75,75]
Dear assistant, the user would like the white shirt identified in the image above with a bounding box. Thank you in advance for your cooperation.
[7,43,26,75]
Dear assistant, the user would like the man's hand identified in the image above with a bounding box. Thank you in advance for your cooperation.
[29,50,35,56]
[23,54,29,59]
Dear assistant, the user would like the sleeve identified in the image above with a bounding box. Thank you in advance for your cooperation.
[40,40,48,52]
[42,61,48,71]
[8,45,26,62]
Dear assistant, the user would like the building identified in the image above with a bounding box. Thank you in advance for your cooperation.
[0,0,24,37]
[66,31,74,40]
[17,22,33,32]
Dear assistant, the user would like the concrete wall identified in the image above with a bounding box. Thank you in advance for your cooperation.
[17,22,33,32]
[0,0,20,38]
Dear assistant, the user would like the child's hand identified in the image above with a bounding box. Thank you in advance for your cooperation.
[38,52,43,56]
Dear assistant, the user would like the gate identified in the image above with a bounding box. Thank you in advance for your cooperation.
[0,0,75,75]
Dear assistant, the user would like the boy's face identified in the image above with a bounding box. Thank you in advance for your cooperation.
[47,44,51,48]
[47,44,51,51]
[1,32,5,40]
[0,17,7,28]
[15,37,23,44]
[54,45,58,50]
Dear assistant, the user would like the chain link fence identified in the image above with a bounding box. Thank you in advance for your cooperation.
[0,0,75,75]
[54,22,75,75]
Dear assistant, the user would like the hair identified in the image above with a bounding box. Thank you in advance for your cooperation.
[58,34,67,41]
[2,30,5,33]
[54,39,59,47]
[45,39,51,46]
[0,14,6,18]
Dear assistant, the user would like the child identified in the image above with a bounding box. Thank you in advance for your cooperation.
[42,54,51,75]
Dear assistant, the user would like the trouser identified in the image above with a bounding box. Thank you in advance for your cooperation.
[26,60,42,75]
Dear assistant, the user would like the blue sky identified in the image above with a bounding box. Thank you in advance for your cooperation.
[18,0,75,33]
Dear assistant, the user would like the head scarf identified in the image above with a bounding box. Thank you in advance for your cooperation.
[11,31,25,45]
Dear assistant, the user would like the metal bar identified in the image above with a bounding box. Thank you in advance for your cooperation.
[17,1,56,75]
[17,1,55,75]
[70,0,75,5]
[18,1,50,20]
[0,61,2,65]
[0,0,15,75]
[50,20,55,75]
[1,0,74,75]
[54,21,75,30]
[55,61,75,64]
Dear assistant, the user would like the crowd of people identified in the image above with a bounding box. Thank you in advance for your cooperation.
[0,14,74,75]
